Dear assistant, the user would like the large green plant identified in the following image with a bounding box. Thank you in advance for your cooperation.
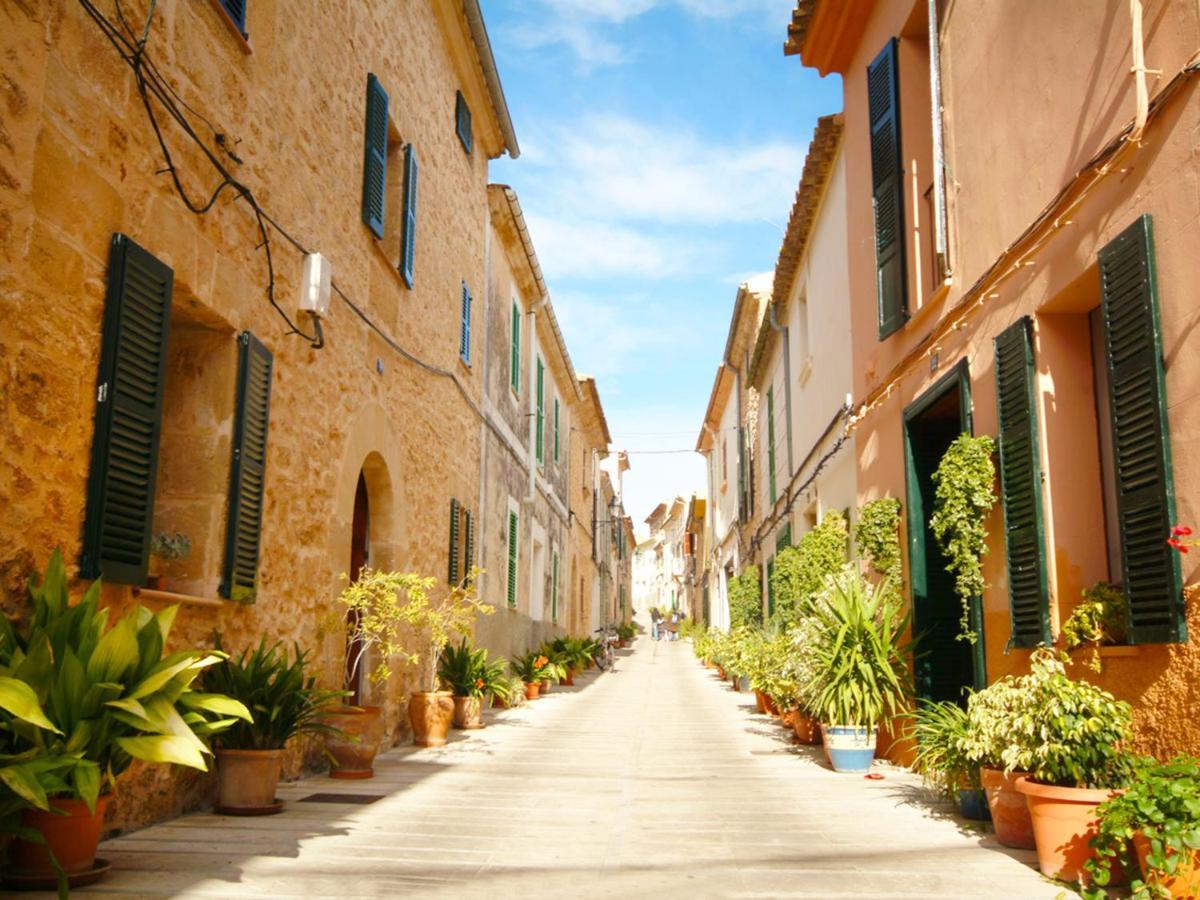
[783,617,823,711]
[856,498,902,582]
[1,551,251,812]
[1062,581,1128,672]
[332,567,493,694]
[437,639,491,697]
[930,434,997,643]
[728,566,762,629]
[201,637,346,750]
[959,648,1132,788]
[771,511,848,626]
[909,700,979,798]
[509,651,549,683]
[804,568,913,729]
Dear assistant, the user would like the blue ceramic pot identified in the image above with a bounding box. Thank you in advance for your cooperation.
[958,788,992,821]
[823,724,877,773]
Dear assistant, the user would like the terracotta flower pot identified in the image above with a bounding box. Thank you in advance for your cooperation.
[216,748,283,813]
[452,695,484,730]
[1134,832,1200,897]
[764,695,781,717]
[753,689,768,713]
[539,680,552,696]
[716,666,727,680]
[408,691,454,747]
[790,710,820,745]
[981,767,1036,850]
[1016,776,1127,885]
[562,669,575,686]
[523,681,540,700]
[9,794,111,876]
[491,694,509,709]
[325,705,385,778]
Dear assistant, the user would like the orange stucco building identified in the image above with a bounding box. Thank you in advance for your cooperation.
[788,0,1200,757]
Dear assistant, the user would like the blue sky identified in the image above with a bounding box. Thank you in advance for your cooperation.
[484,0,842,531]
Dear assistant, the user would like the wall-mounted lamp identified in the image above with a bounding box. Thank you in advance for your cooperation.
[299,252,331,349]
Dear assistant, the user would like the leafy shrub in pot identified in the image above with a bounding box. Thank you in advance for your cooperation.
[908,701,988,820]
[1083,755,1200,899]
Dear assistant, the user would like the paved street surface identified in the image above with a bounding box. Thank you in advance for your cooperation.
[67,637,1072,898]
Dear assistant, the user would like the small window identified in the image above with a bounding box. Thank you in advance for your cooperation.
[459,282,472,365]
[455,91,473,155]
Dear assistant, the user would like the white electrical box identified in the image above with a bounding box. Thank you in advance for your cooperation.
[299,252,332,317]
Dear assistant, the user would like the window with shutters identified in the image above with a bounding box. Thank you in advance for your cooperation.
[551,549,559,623]
[867,39,907,339]
[553,396,560,463]
[536,356,546,467]
[506,502,520,609]
[455,90,473,155]
[212,0,248,37]
[361,74,417,288]
[459,282,472,365]
[766,386,777,504]
[447,499,474,587]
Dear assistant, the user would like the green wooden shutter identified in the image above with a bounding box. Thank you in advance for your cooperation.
[220,331,273,603]
[737,426,748,522]
[553,397,560,462]
[767,557,776,618]
[1099,214,1184,643]
[868,39,907,339]
[536,357,545,465]
[510,303,521,393]
[459,282,472,364]
[994,317,1050,648]
[81,234,174,584]
[455,90,473,155]
[507,511,519,608]
[776,525,791,553]
[551,552,559,623]
[361,74,388,240]
[767,386,777,503]
[400,143,418,288]
[448,498,461,586]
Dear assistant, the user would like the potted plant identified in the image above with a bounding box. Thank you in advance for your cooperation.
[1061,581,1128,672]
[909,701,989,821]
[511,652,548,700]
[1085,755,1200,899]
[2,551,249,885]
[490,673,525,710]
[1006,649,1133,884]
[147,531,190,590]
[201,637,346,814]
[437,638,498,730]
[536,654,567,694]
[782,618,822,745]
[331,568,493,760]
[803,568,913,773]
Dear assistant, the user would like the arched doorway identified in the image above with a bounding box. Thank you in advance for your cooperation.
[346,472,370,705]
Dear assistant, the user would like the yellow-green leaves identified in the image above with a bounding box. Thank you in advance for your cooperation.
[0,676,59,733]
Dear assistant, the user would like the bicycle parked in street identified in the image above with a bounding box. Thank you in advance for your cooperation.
[593,624,619,671]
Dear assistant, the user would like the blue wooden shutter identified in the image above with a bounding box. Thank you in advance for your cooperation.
[994,317,1050,648]
[81,234,174,584]
[361,74,388,240]
[448,498,462,586]
[218,0,247,34]
[400,144,419,288]
[1099,215,1184,643]
[868,39,907,339]
[459,282,472,363]
[220,331,273,603]
[455,90,473,155]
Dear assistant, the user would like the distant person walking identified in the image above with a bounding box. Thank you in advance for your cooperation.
[669,610,680,641]
[650,608,662,641]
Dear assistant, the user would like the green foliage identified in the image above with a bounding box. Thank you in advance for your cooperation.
[1083,756,1200,899]
[616,622,637,642]
[489,672,525,707]
[692,628,717,662]
[959,648,1132,788]
[201,636,347,750]
[149,531,191,561]
[0,550,251,812]
[728,566,763,629]
[437,639,494,698]
[909,701,979,798]
[509,651,550,683]
[856,498,902,582]
[803,568,913,729]
[771,511,849,627]
[330,567,493,694]
[1062,581,1128,672]
[930,434,997,643]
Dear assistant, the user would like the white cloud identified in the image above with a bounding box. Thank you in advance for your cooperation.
[523,212,698,280]
[526,115,807,227]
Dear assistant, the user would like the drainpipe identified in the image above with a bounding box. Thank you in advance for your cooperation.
[767,302,795,480]
[1128,0,1150,144]
[927,0,951,277]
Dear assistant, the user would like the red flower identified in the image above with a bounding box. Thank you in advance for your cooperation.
[1173,525,1194,537]
[1167,538,1190,553]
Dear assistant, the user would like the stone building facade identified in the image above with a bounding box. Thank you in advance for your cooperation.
[786,0,1200,757]
[0,0,613,835]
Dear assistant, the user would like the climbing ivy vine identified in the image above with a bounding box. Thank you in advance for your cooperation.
[855,498,902,583]
[771,510,848,625]
[728,565,763,629]
[930,434,997,644]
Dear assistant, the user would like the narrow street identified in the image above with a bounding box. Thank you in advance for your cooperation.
[66,637,1068,899]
